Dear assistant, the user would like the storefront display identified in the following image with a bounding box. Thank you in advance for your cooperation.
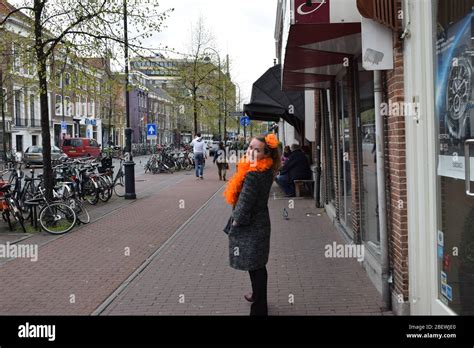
[435,4,474,315]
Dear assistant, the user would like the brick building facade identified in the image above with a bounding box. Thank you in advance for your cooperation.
[272,0,411,315]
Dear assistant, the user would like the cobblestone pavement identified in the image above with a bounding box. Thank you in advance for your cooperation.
[0,162,225,314]
[101,186,392,316]
[0,159,392,315]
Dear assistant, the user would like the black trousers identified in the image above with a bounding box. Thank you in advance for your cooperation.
[216,163,227,180]
[249,266,268,316]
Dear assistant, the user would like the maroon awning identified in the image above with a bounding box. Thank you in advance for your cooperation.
[281,0,362,91]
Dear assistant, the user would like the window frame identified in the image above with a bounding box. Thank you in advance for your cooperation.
[55,94,63,115]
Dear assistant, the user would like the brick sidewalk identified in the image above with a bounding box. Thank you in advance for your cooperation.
[102,185,392,316]
[0,164,226,314]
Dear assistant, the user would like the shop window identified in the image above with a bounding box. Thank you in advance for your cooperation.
[435,1,474,314]
[358,69,379,246]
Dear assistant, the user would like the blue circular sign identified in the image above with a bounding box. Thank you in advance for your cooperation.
[240,116,251,127]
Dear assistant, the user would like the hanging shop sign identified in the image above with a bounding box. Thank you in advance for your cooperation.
[361,17,393,71]
[79,118,97,126]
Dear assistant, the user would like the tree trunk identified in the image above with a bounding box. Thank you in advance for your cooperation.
[38,59,53,200]
[34,1,53,200]
[193,90,198,135]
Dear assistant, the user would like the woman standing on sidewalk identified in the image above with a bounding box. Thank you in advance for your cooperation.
[213,142,228,181]
[223,133,280,316]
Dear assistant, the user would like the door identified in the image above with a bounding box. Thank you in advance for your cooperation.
[54,124,61,147]
[15,135,23,153]
[358,69,379,247]
[434,4,474,315]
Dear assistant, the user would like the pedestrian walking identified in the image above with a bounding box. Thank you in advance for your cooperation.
[213,142,229,181]
[190,133,207,180]
[222,133,281,316]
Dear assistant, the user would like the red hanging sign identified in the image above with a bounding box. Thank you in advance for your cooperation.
[294,0,330,24]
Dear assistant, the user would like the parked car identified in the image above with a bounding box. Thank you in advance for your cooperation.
[23,145,67,166]
[61,138,102,158]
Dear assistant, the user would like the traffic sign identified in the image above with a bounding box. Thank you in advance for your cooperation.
[61,121,67,134]
[229,111,244,117]
[147,123,157,139]
[240,116,251,127]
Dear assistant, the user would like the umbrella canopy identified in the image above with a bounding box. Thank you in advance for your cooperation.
[244,64,305,132]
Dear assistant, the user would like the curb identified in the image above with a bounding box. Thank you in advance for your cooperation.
[91,183,226,316]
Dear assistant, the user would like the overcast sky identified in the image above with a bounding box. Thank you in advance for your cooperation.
[9,0,277,107]
[151,0,278,107]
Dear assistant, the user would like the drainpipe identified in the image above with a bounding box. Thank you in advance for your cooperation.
[374,70,390,309]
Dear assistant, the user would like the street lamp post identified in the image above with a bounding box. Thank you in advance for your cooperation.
[123,0,136,200]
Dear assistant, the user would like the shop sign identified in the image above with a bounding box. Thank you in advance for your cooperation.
[80,118,97,126]
[361,17,393,70]
[293,0,329,24]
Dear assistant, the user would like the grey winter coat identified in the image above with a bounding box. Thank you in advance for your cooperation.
[228,169,274,271]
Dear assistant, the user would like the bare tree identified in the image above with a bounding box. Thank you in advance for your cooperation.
[0,0,172,198]
[173,16,220,136]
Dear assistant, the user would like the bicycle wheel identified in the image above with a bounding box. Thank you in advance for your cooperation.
[19,182,34,220]
[83,179,99,205]
[114,174,125,197]
[2,211,13,231]
[98,176,112,202]
[7,197,26,233]
[39,202,76,235]
[67,198,90,224]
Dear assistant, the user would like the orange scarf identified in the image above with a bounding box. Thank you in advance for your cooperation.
[223,156,274,206]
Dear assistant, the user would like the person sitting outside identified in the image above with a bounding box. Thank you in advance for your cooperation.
[281,145,291,166]
[275,144,312,197]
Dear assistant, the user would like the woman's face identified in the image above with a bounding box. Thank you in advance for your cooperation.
[246,138,267,163]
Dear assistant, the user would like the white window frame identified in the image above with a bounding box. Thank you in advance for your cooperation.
[14,89,23,121]
[29,94,36,122]
[76,96,81,116]
[56,73,62,89]
[404,0,456,316]
[82,96,87,116]
[65,96,71,116]
[55,95,63,115]
[12,43,21,73]
[64,73,71,87]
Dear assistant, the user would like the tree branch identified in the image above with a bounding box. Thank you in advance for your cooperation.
[43,0,108,56]
[0,6,34,26]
